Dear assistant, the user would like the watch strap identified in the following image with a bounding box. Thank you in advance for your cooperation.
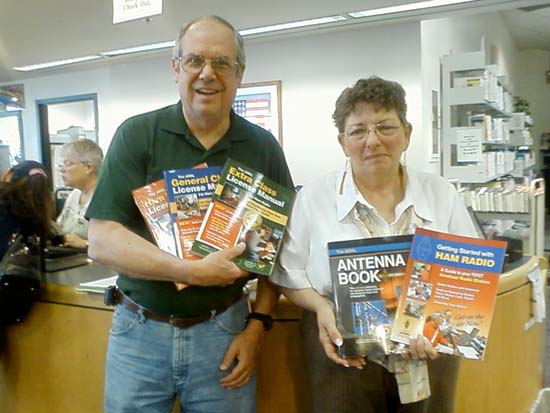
[246,312,273,331]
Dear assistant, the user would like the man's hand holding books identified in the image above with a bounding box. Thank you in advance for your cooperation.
[187,242,249,286]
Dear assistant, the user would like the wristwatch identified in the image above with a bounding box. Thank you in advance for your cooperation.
[246,312,273,331]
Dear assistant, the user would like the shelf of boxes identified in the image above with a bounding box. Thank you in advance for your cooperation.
[512,152,536,179]
[509,129,533,146]
[459,178,545,256]
[459,185,530,214]
[509,112,534,130]
[441,51,515,183]
[441,51,544,256]
[508,113,535,178]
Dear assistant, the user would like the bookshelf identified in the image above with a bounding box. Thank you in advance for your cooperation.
[458,178,545,256]
[441,51,515,183]
[441,50,544,256]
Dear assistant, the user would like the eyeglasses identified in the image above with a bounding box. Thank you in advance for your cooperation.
[343,122,402,142]
[177,54,240,76]
[57,160,85,170]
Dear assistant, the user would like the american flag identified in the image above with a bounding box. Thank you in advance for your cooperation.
[233,92,272,130]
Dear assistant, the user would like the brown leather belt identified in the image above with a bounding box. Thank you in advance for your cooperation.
[113,288,243,328]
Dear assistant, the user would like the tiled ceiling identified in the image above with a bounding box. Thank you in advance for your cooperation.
[502,3,550,50]
[1,0,550,83]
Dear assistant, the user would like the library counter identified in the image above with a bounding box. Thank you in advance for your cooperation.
[0,256,545,413]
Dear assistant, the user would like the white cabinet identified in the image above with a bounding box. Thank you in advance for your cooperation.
[441,51,515,183]
[441,51,544,256]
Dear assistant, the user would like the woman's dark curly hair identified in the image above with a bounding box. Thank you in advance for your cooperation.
[0,173,53,238]
[332,76,408,134]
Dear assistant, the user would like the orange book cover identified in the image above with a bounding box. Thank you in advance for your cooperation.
[194,200,243,249]
[391,228,507,360]
[132,180,178,257]
[132,163,208,291]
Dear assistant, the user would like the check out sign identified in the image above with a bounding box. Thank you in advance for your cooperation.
[113,0,162,24]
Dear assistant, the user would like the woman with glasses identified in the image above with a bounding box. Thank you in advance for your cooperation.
[55,139,103,249]
[272,77,477,413]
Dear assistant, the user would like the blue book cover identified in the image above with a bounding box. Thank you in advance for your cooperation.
[163,166,221,259]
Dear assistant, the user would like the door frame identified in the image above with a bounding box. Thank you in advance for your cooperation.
[36,93,98,185]
[0,110,24,163]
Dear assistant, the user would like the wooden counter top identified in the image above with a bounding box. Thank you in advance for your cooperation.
[497,255,541,294]
[41,261,116,310]
[40,255,540,319]
[39,261,303,319]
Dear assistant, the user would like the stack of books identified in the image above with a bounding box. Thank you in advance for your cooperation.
[132,159,296,282]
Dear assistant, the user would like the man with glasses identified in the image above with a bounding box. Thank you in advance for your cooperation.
[87,16,293,413]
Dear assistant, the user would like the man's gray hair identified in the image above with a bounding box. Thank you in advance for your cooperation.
[171,15,246,68]
[60,138,104,175]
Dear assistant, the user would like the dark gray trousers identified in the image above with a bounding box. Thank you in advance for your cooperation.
[300,310,459,413]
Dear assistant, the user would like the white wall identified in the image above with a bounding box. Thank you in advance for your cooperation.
[244,22,422,184]
[16,58,178,160]
[13,14,545,186]
[48,100,96,134]
[514,49,550,140]
[9,21,422,186]
[514,49,550,171]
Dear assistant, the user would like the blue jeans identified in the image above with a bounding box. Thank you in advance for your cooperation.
[104,296,256,413]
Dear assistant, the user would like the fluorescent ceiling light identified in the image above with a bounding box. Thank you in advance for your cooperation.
[348,0,478,18]
[239,15,347,36]
[101,40,175,57]
[12,40,175,72]
[12,2,479,73]
[13,55,102,72]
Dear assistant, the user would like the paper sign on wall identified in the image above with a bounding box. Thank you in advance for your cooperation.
[113,0,162,24]
[456,127,482,163]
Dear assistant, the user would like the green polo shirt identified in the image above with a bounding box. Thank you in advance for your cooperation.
[86,102,294,316]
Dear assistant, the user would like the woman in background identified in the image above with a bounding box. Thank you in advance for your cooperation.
[0,161,53,259]
[272,77,477,413]
[55,139,103,249]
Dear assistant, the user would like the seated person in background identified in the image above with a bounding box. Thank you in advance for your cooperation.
[0,161,53,259]
[272,77,477,413]
[55,139,103,249]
